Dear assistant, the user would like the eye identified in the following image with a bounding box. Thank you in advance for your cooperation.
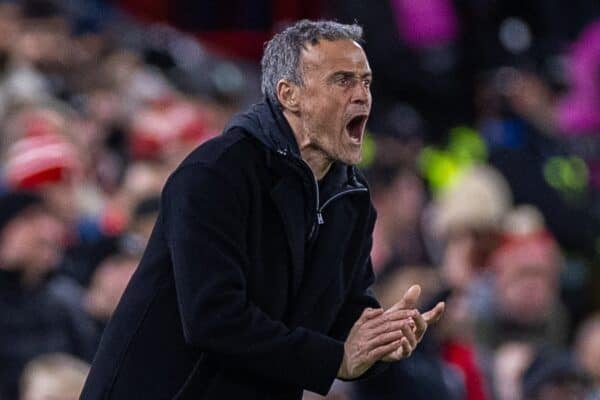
[339,77,351,86]
[363,79,371,88]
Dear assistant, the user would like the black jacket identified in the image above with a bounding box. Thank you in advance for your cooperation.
[0,272,96,399]
[81,99,381,399]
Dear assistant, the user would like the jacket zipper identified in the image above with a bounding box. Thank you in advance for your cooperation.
[276,148,367,239]
[298,157,321,239]
[308,187,368,244]
[319,188,369,215]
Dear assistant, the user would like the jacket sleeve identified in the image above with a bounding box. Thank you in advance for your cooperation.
[162,163,344,395]
[327,210,389,380]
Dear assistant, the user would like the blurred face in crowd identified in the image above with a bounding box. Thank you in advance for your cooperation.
[0,206,64,284]
[85,256,137,321]
[41,180,79,225]
[0,4,21,62]
[284,39,372,165]
[16,16,72,71]
[493,240,560,323]
[388,171,425,227]
[575,316,600,384]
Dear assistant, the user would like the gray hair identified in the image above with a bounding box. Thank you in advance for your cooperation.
[261,20,364,105]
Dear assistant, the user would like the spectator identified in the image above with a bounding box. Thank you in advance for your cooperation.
[62,192,159,287]
[521,349,591,400]
[0,191,96,399]
[574,313,600,398]
[3,130,83,227]
[492,341,536,400]
[370,167,430,275]
[432,164,512,291]
[20,353,89,400]
[84,252,138,348]
[478,205,569,350]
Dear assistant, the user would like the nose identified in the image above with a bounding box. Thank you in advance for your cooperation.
[351,81,370,105]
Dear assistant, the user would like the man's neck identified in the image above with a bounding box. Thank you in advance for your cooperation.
[283,109,332,180]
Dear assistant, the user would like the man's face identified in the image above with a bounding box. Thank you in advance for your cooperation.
[494,241,559,323]
[0,207,64,277]
[295,39,372,165]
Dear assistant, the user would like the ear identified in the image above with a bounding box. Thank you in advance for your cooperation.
[276,80,300,112]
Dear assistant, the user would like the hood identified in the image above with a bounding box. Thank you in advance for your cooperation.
[224,98,369,195]
[224,97,301,157]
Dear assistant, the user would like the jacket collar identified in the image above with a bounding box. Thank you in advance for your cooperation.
[224,98,367,196]
[225,97,300,157]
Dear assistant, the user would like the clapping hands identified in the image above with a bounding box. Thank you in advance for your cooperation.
[337,285,445,380]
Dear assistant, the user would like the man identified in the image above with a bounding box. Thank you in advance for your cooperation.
[82,20,444,399]
[0,192,96,399]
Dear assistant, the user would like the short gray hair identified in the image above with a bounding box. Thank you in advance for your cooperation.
[261,20,364,105]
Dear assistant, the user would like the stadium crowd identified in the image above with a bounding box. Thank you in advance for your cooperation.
[0,0,599,399]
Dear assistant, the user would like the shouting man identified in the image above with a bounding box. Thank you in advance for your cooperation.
[82,20,444,399]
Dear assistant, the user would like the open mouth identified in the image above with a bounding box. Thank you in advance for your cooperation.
[345,114,368,144]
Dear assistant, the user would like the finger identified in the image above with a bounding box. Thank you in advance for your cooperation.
[400,322,417,349]
[367,339,403,363]
[412,312,427,342]
[363,309,417,330]
[357,307,384,325]
[382,309,418,322]
[385,338,413,361]
[400,337,413,357]
[367,317,414,338]
[366,327,408,350]
[386,284,421,313]
[422,302,445,325]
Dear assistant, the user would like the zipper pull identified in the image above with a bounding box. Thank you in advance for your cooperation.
[317,212,324,225]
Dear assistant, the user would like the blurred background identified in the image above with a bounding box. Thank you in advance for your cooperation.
[0,0,599,399]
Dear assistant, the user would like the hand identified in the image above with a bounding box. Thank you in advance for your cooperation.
[337,307,418,380]
[382,285,445,361]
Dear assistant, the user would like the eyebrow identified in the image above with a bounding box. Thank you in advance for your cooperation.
[329,71,373,80]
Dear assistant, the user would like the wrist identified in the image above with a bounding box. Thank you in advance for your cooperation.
[337,355,349,379]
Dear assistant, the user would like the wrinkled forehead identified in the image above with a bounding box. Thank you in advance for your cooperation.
[299,39,371,76]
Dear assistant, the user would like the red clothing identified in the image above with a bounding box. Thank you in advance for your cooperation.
[442,341,489,400]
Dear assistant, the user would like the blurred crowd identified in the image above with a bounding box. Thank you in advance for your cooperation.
[0,0,598,399]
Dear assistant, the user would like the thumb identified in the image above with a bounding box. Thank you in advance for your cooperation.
[387,284,421,313]
[422,302,445,325]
